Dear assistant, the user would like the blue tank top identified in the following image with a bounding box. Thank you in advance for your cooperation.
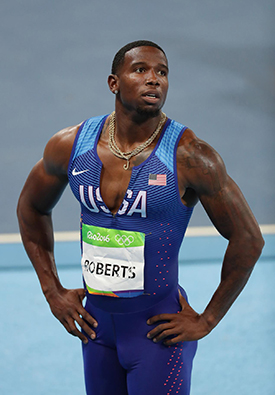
[68,115,193,313]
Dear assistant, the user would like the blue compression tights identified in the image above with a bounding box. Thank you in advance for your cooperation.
[82,287,197,395]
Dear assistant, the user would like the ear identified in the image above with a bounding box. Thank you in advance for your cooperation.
[108,74,119,94]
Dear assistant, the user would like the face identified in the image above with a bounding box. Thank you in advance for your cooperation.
[109,46,169,116]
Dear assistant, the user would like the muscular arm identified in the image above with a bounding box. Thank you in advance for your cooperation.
[147,130,264,344]
[187,137,264,329]
[17,157,68,295]
[17,126,97,343]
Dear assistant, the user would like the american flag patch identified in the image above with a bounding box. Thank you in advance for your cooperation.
[148,174,167,186]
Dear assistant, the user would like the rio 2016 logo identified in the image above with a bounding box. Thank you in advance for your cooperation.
[87,231,110,242]
[115,234,134,246]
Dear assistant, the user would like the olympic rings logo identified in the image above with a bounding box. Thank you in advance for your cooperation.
[115,234,134,246]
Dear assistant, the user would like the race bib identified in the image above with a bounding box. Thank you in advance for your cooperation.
[81,224,145,298]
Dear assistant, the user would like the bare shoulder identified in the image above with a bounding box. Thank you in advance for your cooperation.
[177,128,228,195]
[43,123,82,177]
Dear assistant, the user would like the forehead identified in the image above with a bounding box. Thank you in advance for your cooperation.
[123,46,168,69]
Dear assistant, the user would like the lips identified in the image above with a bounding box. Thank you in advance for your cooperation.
[142,90,160,103]
[143,90,160,99]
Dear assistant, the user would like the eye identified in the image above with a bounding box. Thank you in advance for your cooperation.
[158,70,167,76]
[135,67,146,73]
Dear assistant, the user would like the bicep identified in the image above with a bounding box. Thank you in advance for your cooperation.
[18,158,68,215]
[18,124,78,215]
[182,138,260,241]
[199,176,260,241]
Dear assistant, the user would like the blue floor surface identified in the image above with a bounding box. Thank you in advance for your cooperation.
[0,234,274,394]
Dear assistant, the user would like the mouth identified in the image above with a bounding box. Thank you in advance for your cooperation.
[142,91,160,103]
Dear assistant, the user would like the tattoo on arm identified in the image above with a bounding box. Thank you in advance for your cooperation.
[178,140,224,194]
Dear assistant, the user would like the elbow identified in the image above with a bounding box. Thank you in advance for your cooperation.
[16,194,24,223]
[17,192,32,226]
[17,194,29,234]
[229,228,265,269]
[246,230,265,263]
[255,233,265,256]
[17,190,29,221]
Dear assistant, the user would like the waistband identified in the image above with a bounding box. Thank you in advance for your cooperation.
[85,284,187,314]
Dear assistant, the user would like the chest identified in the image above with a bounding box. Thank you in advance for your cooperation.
[69,143,176,220]
[68,116,191,219]
[97,138,155,214]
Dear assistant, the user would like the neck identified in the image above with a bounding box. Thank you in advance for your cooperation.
[113,107,164,149]
[108,110,166,170]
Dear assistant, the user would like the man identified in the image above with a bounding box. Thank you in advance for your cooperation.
[17,40,264,395]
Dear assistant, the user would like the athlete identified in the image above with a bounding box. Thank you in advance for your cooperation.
[17,40,264,395]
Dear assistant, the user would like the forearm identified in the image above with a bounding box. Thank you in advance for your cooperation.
[17,199,63,299]
[201,234,264,331]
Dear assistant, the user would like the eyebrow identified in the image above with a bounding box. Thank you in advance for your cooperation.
[131,61,169,72]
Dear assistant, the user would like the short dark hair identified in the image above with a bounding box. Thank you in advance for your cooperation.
[111,40,167,75]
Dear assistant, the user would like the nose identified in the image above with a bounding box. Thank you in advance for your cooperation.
[146,69,159,85]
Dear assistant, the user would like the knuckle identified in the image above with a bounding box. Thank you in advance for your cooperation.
[68,328,77,336]
[82,324,92,334]
[81,311,91,322]
[64,308,73,317]
[159,323,167,331]
[153,315,161,322]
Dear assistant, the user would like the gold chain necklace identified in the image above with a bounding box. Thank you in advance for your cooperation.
[108,111,166,170]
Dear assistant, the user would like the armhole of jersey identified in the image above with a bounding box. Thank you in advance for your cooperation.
[67,120,87,175]
[173,126,193,210]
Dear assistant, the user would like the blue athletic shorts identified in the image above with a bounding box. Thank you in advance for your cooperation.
[82,286,198,395]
